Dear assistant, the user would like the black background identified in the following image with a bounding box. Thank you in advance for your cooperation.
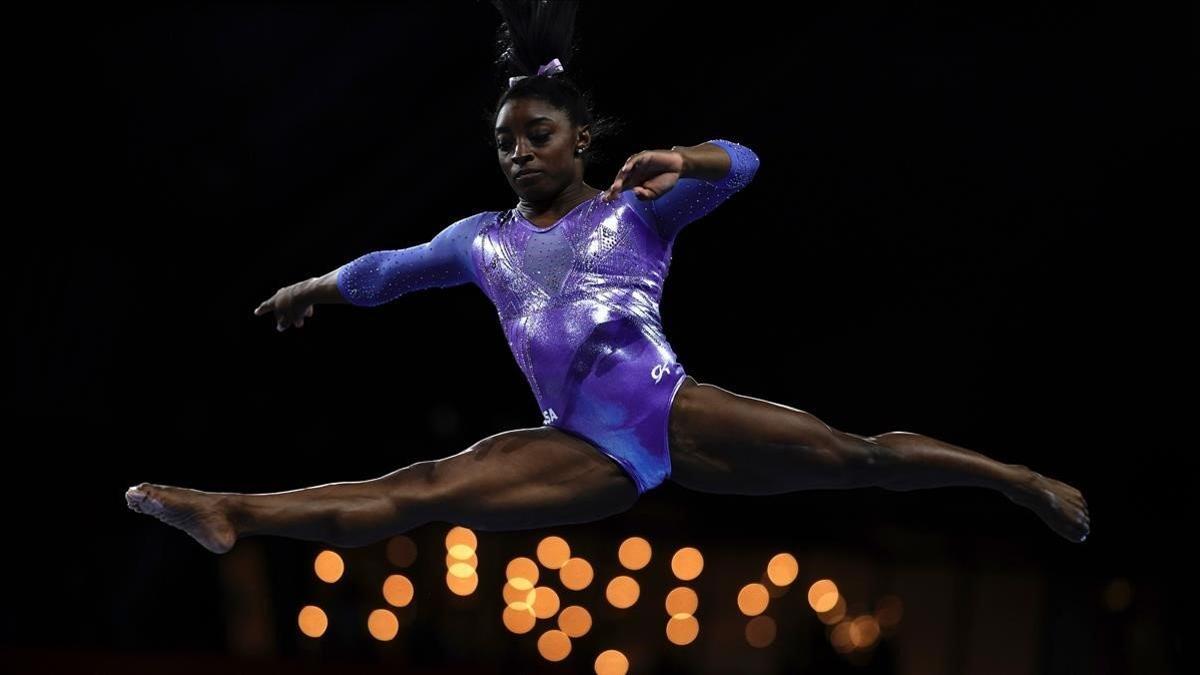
[8,1,1185,673]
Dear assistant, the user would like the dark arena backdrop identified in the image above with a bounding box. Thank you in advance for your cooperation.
[8,2,1184,674]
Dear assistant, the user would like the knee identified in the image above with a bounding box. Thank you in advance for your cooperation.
[870,430,950,449]
[833,430,893,474]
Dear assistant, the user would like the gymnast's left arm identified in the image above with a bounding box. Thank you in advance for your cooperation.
[607,139,760,241]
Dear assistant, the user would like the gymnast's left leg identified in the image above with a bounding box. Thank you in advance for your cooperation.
[666,377,1090,543]
[125,426,640,553]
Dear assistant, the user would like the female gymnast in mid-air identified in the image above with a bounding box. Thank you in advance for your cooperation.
[126,0,1089,553]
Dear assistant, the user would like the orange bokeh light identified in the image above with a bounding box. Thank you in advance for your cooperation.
[537,629,572,661]
[594,649,629,675]
[367,608,399,641]
[670,547,704,581]
[618,536,652,570]
[297,605,327,638]
[738,583,770,616]
[445,526,477,551]
[766,553,799,586]
[502,605,536,634]
[558,605,592,637]
[605,575,640,609]
[808,579,839,613]
[507,557,540,587]
[445,569,478,596]
[665,587,698,616]
[537,536,571,570]
[666,614,700,645]
[531,585,561,619]
[382,574,414,607]
[314,550,344,583]
[560,557,594,590]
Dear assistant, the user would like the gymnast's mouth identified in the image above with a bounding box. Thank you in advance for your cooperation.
[515,170,543,182]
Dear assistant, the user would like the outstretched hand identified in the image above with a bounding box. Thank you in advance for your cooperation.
[254,283,314,332]
[602,149,686,203]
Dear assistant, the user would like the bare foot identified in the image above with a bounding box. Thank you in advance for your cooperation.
[1007,469,1091,543]
[125,483,238,554]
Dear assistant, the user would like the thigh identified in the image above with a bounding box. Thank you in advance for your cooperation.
[667,379,858,494]
[423,426,641,531]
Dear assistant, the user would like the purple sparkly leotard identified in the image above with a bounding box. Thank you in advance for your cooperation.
[337,138,760,493]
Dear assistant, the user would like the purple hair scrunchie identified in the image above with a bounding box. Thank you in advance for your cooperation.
[508,57,564,88]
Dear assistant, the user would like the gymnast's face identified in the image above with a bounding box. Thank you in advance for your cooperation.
[495,98,588,200]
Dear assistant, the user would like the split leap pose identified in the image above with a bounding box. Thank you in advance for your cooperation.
[126,1,1089,553]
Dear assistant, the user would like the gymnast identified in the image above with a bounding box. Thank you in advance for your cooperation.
[126,0,1089,553]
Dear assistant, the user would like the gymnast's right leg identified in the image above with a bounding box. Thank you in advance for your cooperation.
[125,427,640,553]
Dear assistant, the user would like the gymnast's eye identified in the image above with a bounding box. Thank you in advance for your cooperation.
[496,134,550,152]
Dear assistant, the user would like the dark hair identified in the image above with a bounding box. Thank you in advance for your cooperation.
[479,0,624,167]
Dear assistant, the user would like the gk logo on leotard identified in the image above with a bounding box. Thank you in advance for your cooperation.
[543,408,558,424]
[651,360,674,384]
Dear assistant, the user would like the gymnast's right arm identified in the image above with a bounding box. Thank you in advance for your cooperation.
[253,214,482,331]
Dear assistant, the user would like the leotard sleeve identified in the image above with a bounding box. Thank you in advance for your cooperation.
[626,138,760,241]
[335,212,485,307]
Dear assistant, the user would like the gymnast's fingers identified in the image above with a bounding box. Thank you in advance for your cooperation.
[289,304,313,329]
[606,153,640,201]
[254,299,272,316]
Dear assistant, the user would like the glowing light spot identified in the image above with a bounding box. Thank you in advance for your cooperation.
[558,605,592,637]
[382,574,414,607]
[664,586,698,616]
[605,575,640,609]
[297,605,327,638]
[314,550,344,583]
[766,553,799,586]
[507,557,540,586]
[367,608,399,641]
[537,536,571,569]
[738,583,770,616]
[560,557,594,590]
[808,579,840,613]
[818,594,847,625]
[502,605,536,634]
[850,615,881,648]
[761,572,791,598]
[445,569,478,596]
[745,615,777,648]
[665,614,700,645]
[830,621,855,653]
[445,526,477,551]
[385,535,417,567]
[537,629,572,661]
[618,536,652,570]
[503,580,534,606]
[531,585,561,619]
[670,547,704,581]
[594,649,630,675]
